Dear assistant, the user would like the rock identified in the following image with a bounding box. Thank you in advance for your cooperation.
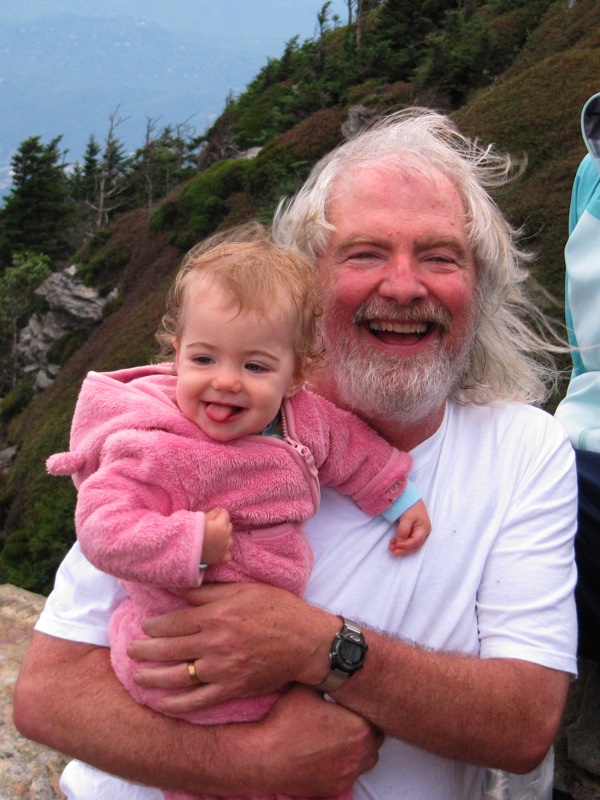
[554,659,600,799]
[239,146,262,160]
[37,266,109,324]
[341,104,375,139]
[0,446,17,472]
[16,265,117,391]
[0,584,69,799]
[568,663,600,775]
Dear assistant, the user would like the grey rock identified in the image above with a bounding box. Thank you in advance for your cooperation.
[0,446,17,471]
[0,584,69,799]
[36,265,108,324]
[239,146,262,159]
[16,265,117,391]
[341,104,377,139]
[568,662,600,776]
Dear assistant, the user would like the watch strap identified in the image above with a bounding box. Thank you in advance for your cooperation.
[315,666,351,694]
[314,617,367,694]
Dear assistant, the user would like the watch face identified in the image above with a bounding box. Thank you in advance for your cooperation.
[339,638,366,667]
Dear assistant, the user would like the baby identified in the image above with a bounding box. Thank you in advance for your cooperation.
[47,224,431,800]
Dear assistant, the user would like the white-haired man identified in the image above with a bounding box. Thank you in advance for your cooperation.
[15,109,577,800]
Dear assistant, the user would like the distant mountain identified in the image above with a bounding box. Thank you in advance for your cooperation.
[0,14,259,189]
[0,1,350,195]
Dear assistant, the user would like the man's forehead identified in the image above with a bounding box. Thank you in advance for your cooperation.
[327,162,466,217]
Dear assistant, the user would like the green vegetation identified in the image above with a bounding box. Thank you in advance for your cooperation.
[75,245,130,292]
[1,0,598,593]
[0,137,75,266]
[150,159,252,249]
[0,252,52,395]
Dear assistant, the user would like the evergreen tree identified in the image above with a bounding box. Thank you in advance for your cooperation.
[129,119,201,209]
[70,135,102,204]
[0,251,52,392]
[0,136,75,267]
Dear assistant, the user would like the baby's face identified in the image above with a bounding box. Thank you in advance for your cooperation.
[174,283,300,442]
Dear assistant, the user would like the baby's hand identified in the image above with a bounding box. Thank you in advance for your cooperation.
[389,498,431,557]
[201,507,234,565]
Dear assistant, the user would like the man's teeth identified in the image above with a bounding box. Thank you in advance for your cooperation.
[369,321,428,334]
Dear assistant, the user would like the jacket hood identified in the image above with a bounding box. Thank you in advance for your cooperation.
[46,363,194,486]
[582,93,600,172]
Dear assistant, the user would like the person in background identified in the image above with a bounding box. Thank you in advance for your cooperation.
[14,108,578,800]
[555,91,600,662]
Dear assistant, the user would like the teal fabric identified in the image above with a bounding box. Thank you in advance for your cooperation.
[555,94,600,452]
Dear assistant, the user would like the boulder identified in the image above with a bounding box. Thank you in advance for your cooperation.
[16,265,117,391]
[0,584,68,799]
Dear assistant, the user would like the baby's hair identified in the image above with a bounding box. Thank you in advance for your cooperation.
[156,222,324,380]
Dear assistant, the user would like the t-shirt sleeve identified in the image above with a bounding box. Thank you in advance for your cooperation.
[35,542,126,646]
[476,416,578,675]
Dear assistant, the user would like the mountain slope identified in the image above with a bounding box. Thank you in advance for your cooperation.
[1,0,598,592]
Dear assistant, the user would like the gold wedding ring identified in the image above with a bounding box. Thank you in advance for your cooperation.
[187,659,201,685]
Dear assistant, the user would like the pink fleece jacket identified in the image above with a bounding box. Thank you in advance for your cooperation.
[47,364,412,800]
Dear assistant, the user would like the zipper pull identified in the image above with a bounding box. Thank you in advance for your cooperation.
[285,437,319,478]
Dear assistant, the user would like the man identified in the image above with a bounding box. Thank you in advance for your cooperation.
[14,108,577,799]
[555,91,600,661]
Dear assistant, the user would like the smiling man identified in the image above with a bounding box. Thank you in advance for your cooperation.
[313,165,477,450]
[15,109,577,800]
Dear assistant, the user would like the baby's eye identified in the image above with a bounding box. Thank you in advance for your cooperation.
[193,355,213,365]
[245,362,267,373]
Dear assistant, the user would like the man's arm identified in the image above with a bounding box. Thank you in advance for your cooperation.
[331,629,570,773]
[14,631,382,797]
[129,582,570,774]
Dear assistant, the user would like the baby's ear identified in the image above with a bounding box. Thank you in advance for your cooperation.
[284,375,304,398]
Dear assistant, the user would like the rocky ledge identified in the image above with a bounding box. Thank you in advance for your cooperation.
[0,584,68,799]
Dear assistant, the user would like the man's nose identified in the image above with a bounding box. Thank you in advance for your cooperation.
[377,256,428,303]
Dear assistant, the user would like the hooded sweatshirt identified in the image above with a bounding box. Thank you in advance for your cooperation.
[47,364,413,732]
[555,92,600,452]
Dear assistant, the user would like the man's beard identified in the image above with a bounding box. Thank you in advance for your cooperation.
[323,299,476,426]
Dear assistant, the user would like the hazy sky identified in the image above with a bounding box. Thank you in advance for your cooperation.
[0,1,349,189]
[1,1,350,58]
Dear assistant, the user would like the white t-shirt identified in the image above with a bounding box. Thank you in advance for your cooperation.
[37,401,578,800]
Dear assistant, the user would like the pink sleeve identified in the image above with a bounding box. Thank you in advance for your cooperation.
[290,391,413,516]
[75,433,205,589]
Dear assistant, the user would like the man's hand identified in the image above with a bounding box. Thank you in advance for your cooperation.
[14,632,382,796]
[128,582,338,715]
[255,684,384,796]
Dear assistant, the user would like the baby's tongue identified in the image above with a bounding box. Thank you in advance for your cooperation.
[205,403,237,422]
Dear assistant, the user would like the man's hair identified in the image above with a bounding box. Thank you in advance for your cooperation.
[156,222,323,380]
[273,108,563,406]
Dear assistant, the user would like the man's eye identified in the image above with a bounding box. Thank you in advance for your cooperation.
[423,254,461,272]
[346,251,384,267]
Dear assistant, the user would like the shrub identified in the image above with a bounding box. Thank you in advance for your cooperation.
[0,378,35,423]
[149,159,252,246]
[46,331,89,366]
[76,245,130,291]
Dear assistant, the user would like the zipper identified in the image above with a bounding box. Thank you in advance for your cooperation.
[280,406,321,511]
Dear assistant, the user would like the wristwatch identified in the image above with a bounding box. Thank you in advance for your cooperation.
[315,617,368,693]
